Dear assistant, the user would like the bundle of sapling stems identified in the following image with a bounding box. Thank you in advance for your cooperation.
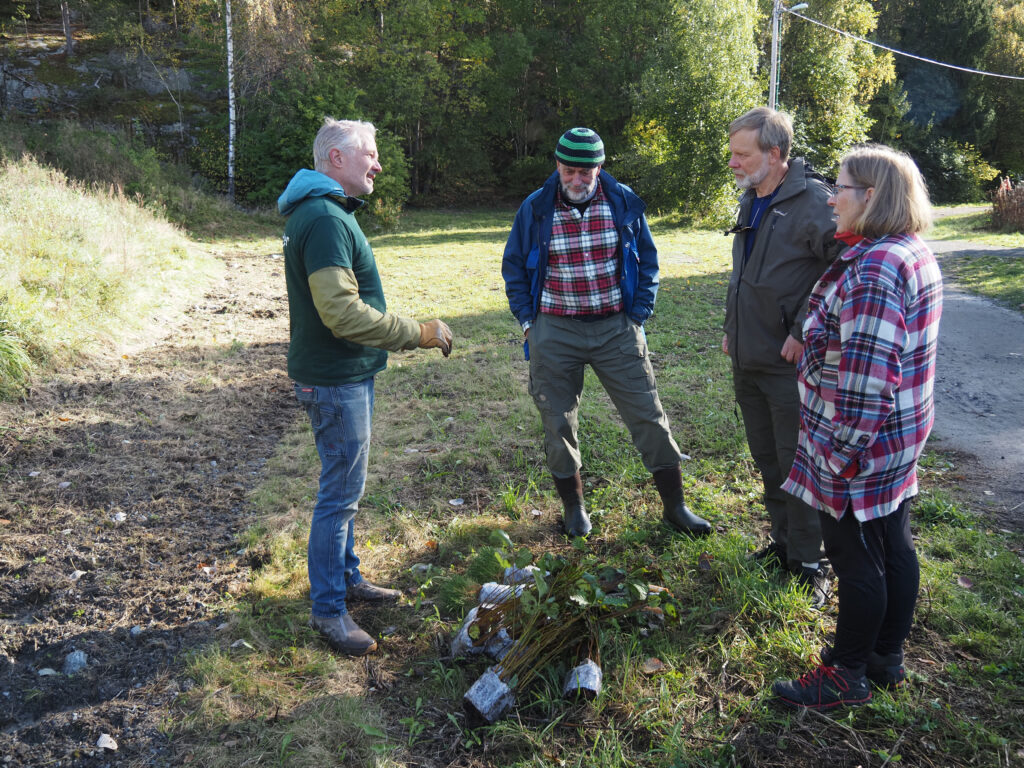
[474,552,666,689]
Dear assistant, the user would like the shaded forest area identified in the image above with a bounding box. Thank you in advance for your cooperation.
[2,0,1023,219]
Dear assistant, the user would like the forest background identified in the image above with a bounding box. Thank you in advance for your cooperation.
[2,0,1023,228]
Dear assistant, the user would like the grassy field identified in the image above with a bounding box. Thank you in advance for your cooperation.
[172,209,1024,767]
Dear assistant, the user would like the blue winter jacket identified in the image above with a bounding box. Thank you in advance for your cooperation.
[501,169,660,336]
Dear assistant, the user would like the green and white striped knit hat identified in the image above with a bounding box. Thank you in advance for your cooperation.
[554,127,605,167]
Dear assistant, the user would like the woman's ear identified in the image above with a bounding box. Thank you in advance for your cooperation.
[864,186,875,203]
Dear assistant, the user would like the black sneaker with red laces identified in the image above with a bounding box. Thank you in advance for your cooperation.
[772,662,872,710]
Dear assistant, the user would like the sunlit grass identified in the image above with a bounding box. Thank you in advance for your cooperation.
[0,155,220,393]
[929,210,1024,248]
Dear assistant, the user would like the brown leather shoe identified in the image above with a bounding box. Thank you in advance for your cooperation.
[309,614,377,656]
[347,580,402,602]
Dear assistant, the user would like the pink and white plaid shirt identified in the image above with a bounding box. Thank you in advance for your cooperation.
[782,232,943,521]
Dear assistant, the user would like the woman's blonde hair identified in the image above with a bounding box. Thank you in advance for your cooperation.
[842,144,932,237]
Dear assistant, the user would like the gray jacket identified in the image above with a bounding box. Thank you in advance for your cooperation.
[724,157,840,374]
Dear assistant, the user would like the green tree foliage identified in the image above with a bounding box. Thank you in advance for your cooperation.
[776,0,893,175]
[981,2,1024,175]
[619,0,760,220]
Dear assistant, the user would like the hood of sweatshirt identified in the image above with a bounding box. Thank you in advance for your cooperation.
[278,169,365,216]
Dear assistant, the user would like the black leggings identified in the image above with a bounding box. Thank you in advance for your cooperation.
[820,500,919,667]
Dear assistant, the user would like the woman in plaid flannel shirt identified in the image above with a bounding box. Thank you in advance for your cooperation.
[772,145,943,710]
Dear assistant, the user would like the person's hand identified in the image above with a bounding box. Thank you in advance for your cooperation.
[419,319,453,357]
[780,335,803,364]
[721,333,729,355]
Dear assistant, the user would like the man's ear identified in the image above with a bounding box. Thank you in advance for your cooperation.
[330,147,346,169]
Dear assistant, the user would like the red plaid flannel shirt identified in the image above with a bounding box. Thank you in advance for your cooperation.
[539,184,623,316]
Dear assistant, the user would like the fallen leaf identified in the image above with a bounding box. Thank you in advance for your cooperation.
[641,657,666,675]
[0,519,11,525]
[425,540,438,552]
[58,417,70,422]
[698,551,714,571]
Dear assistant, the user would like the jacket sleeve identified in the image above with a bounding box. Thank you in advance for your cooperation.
[791,183,841,339]
[630,213,659,324]
[501,201,535,329]
[308,267,422,351]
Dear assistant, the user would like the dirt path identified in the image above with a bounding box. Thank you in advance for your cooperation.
[926,237,1024,529]
[0,248,293,766]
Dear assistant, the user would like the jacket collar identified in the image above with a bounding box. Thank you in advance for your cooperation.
[530,169,644,222]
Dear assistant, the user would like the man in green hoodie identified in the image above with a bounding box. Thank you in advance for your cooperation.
[279,117,453,656]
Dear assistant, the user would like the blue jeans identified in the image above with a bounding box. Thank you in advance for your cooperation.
[294,379,374,618]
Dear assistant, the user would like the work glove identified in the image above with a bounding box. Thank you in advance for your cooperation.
[419,319,453,357]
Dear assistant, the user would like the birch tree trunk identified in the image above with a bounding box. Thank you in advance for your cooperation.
[225,0,236,203]
[60,2,73,58]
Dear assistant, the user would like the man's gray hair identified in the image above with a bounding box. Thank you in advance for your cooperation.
[729,107,794,163]
[313,118,376,174]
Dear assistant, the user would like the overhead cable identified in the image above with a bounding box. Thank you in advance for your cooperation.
[787,9,1024,81]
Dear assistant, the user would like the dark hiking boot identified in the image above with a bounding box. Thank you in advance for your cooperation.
[553,472,591,537]
[748,542,788,573]
[347,580,402,602]
[772,662,872,710]
[794,565,831,609]
[822,646,906,689]
[652,466,711,537]
[309,613,378,656]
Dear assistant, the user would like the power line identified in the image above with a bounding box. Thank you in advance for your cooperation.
[786,9,1024,81]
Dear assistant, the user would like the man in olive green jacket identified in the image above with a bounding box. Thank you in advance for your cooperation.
[279,117,453,655]
[723,107,840,607]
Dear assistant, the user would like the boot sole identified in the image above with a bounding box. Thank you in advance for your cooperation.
[774,692,872,710]
[662,518,711,537]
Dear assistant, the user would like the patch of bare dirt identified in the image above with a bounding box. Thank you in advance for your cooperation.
[0,249,294,766]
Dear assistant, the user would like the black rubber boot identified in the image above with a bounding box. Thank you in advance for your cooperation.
[553,472,591,537]
[652,465,711,536]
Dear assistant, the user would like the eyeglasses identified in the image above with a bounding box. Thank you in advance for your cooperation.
[831,183,867,194]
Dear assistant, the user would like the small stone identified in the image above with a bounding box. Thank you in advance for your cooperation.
[530,509,542,517]
[112,512,127,523]
[641,657,666,675]
[69,570,86,581]
[37,668,58,676]
[28,471,40,478]
[96,733,118,751]
[449,498,465,506]
[410,563,431,576]
[130,626,143,639]
[63,650,88,675]
[57,481,71,489]
[216,622,230,631]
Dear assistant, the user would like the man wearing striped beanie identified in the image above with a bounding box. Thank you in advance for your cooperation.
[502,127,713,538]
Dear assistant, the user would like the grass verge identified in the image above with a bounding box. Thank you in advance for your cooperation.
[173,211,1024,767]
[0,153,221,395]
